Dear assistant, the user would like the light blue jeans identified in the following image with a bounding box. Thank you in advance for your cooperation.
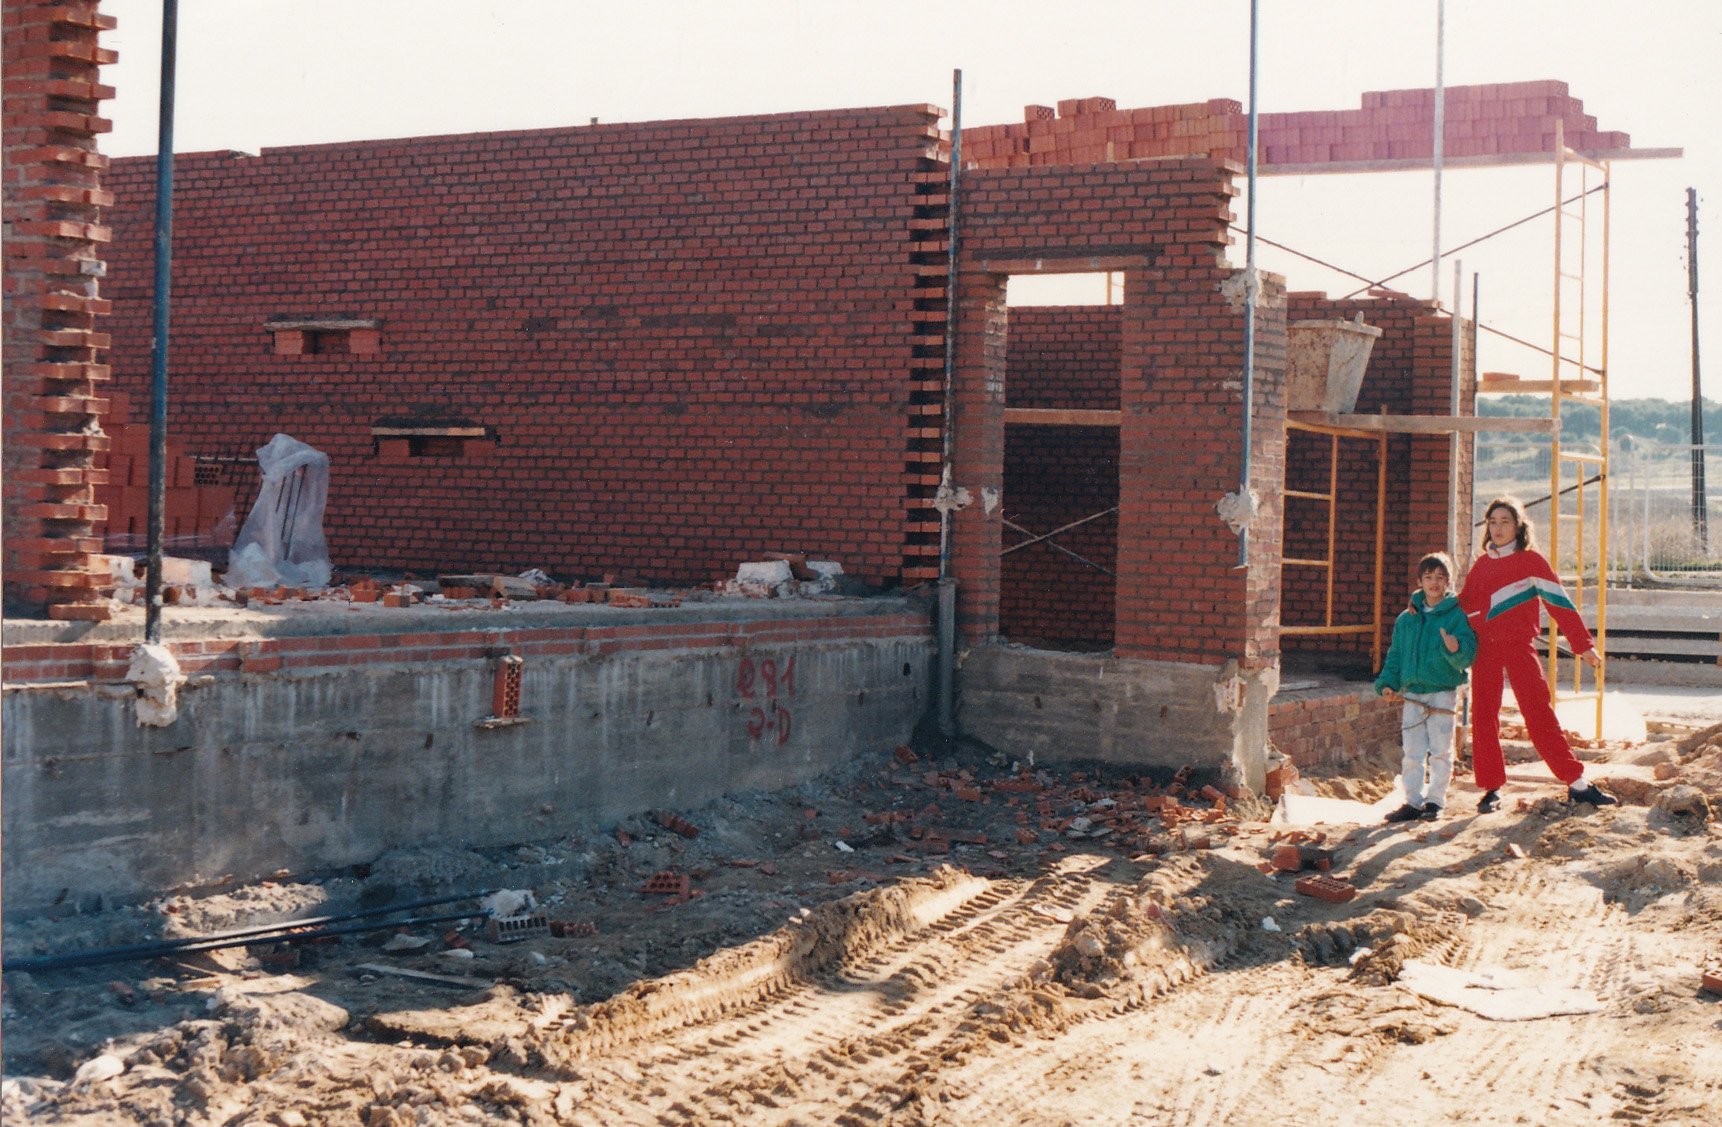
[1400,689,1458,809]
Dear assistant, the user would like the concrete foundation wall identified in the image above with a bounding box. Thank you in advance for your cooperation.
[3,607,931,917]
[955,645,1275,789]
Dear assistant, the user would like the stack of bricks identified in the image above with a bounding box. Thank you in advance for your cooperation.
[961,98,1248,169]
[2,0,118,619]
[959,81,1632,173]
[98,105,948,589]
[1259,80,1628,164]
[93,390,239,552]
[1279,291,1475,665]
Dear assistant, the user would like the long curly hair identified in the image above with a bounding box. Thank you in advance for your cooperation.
[1480,495,1535,552]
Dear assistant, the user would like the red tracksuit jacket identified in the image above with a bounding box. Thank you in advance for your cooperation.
[1459,544,1595,655]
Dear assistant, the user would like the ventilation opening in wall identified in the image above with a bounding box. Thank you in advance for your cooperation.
[264,318,382,356]
[997,275,1122,653]
[372,419,497,463]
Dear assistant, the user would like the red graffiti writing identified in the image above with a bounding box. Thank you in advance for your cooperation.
[738,654,796,744]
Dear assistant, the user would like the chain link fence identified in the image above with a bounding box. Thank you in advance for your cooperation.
[1472,433,1721,588]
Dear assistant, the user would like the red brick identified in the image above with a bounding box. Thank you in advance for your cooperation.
[1294,875,1358,904]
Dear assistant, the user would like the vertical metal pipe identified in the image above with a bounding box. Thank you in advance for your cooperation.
[1689,187,1708,550]
[1431,0,1445,301]
[937,578,956,738]
[143,0,179,644]
[1449,258,1463,556]
[1373,432,1388,670]
[938,69,963,580]
[1238,0,1260,570]
[1469,271,1479,566]
[937,69,963,740]
[1547,121,1565,691]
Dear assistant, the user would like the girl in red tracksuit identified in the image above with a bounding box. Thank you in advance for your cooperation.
[1460,496,1616,812]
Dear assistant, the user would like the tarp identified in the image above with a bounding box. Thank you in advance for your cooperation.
[224,434,332,589]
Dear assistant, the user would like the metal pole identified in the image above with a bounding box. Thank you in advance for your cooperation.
[1431,0,1445,302]
[1238,0,1259,569]
[939,69,962,580]
[1469,271,1479,569]
[143,0,179,644]
[1689,187,1709,551]
[1449,258,1462,557]
[937,68,963,741]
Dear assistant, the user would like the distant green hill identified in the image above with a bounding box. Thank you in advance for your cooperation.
[1478,396,1721,447]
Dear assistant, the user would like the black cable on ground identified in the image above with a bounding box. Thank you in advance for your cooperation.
[4,890,498,974]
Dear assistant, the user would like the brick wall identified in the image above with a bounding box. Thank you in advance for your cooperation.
[1281,292,1475,671]
[1268,683,1402,771]
[946,157,1287,667]
[99,106,947,588]
[2,0,118,618]
[1,609,930,684]
[999,307,1120,647]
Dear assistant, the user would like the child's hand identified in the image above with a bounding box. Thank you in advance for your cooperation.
[1381,688,1402,702]
[1440,627,1459,653]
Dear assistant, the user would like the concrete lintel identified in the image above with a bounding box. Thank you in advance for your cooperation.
[968,254,1149,276]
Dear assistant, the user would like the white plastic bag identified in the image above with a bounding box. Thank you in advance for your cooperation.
[224,434,332,589]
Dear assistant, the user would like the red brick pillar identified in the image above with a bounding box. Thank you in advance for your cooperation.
[1114,264,1287,665]
[947,270,1008,643]
[3,0,117,619]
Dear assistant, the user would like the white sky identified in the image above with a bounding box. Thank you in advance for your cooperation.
[97,0,1720,404]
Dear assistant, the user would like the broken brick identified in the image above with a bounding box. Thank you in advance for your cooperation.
[654,811,700,839]
[1702,968,1722,995]
[893,744,918,765]
[1272,844,1335,873]
[1294,875,1358,904]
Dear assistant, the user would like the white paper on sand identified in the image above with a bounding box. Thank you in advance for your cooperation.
[1396,959,1604,1021]
[1272,783,1407,826]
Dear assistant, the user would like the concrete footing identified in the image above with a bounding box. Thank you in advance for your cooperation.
[955,644,1276,790]
[2,600,932,918]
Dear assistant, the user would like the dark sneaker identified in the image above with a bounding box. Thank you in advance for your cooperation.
[1568,781,1619,807]
[1477,790,1501,814]
[1420,803,1442,821]
[1384,803,1423,824]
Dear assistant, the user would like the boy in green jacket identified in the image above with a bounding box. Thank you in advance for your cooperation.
[1374,552,1478,822]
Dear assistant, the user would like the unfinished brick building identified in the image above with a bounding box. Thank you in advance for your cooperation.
[10,0,1678,909]
[7,0,1660,818]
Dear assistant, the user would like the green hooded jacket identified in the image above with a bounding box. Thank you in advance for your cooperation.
[1374,589,1477,696]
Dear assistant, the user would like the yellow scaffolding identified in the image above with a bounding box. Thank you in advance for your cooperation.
[1280,418,1388,671]
[1545,120,1609,736]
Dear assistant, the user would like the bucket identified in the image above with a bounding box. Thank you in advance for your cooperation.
[1285,317,1383,413]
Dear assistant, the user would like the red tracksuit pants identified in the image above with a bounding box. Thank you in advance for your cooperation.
[1470,639,1585,790]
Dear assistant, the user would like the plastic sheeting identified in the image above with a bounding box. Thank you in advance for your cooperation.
[224,434,332,589]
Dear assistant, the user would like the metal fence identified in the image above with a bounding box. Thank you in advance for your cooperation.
[1610,440,1722,586]
[1472,434,1722,588]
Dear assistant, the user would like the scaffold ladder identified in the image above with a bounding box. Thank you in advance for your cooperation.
[1547,120,1610,738]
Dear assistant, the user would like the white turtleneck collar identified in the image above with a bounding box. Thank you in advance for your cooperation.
[1487,541,1520,559]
